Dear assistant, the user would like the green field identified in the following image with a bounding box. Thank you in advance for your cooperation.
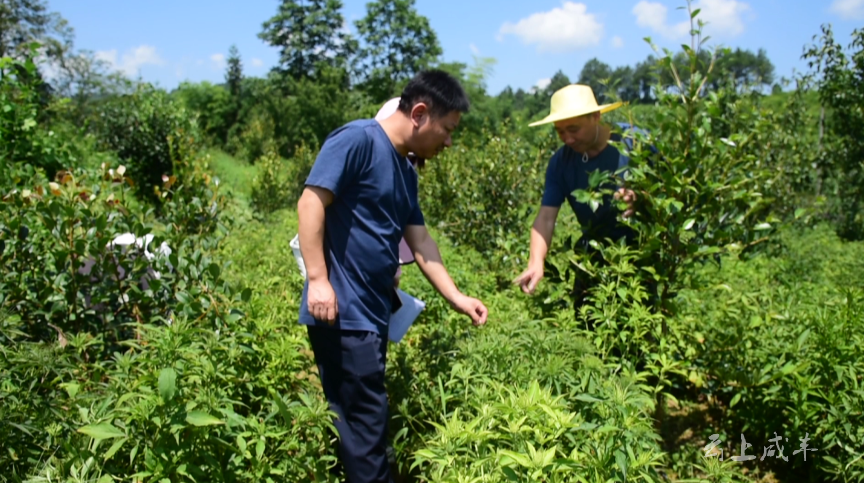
[3,4,864,482]
[202,149,864,483]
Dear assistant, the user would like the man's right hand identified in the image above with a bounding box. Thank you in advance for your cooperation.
[308,279,338,324]
[516,206,558,295]
[514,264,544,294]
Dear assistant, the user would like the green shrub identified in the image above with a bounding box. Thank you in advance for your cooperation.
[388,308,669,482]
[282,142,318,205]
[91,84,201,207]
[172,81,233,147]
[249,149,290,216]
[0,164,154,345]
[250,142,317,217]
[0,310,88,479]
[560,19,781,319]
[804,25,864,240]
[229,106,278,163]
[413,377,664,482]
[418,121,557,285]
[0,157,339,482]
[676,225,864,482]
[226,67,369,163]
[0,53,67,182]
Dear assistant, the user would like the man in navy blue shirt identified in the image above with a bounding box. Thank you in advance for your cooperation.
[296,69,488,482]
[515,84,642,308]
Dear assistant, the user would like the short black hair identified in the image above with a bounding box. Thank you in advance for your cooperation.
[398,69,470,119]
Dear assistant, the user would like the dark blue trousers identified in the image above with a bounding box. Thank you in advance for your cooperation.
[307,325,392,483]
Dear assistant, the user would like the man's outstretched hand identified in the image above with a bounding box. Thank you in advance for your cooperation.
[514,264,544,294]
[450,294,488,326]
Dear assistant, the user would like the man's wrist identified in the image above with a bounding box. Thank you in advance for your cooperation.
[529,258,545,272]
[307,269,328,283]
[443,287,462,307]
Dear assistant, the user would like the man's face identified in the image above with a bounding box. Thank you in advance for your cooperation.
[408,104,460,160]
[553,113,599,153]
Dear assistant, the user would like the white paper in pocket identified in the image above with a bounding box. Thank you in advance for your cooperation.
[388,289,425,343]
[290,233,424,343]
[289,234,306,278]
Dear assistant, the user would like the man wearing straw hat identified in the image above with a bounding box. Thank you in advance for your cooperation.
[514,84,647,308]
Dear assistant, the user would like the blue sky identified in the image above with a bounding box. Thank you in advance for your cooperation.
[51,0,863,95]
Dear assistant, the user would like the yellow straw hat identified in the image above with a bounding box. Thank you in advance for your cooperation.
[529,84,623,127]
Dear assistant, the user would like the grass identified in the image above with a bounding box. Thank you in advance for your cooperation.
[207,148,257,202]
[205,148,864,482]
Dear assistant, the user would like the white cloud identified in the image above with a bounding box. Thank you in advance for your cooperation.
[632,0,751,40]
[830,0,864,18]
[497,1,604,53]
[210,53,226,70]
[95,45,164,77]
[632,1,690,38]
[470,43,480,55]
[633,1,670,33]
[535,78,552,90]
[611,36,625,48]
[251,58,264,67]
[94,50,116,65]
[697,0,751,37]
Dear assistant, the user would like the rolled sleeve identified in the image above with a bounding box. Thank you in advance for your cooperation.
[406,173,425,226]
[407,202,425,226]
[540,153,565,207]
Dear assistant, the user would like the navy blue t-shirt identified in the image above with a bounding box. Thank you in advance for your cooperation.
[541,132,634,245]
[299,119,425,334]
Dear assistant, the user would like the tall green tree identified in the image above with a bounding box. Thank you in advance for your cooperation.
[0,0,72,60]
[226,45,242,99]
[0,0,74,109]
[635,56,659,103]
[577,58,613,102]
[712,47,775,91]
[804,25,864,240]
[609,65,637,102]
[50,48,129,124]
[173,80,231,147]
[544,70,571,95]
[354,0,442,102]
[225,44,243,130]
[258,0,357,80]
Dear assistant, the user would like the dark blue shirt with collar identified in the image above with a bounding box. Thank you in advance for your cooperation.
[541,128,636,246]
[300,119,425,335]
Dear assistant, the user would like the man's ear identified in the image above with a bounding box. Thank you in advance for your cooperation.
[410,102,429,128]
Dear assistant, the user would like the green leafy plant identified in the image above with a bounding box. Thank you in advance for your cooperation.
[561,4,777,320]
[251,141,317,217]
[418,120,557,286]
[675,225,864,482]
[91,84,201,208]
[0,47,67,182]
[803,25,864,240]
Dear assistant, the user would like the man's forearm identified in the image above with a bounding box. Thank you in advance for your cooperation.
[528,218,554,268]
[413,235,461,304]
[297,190,329,282]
